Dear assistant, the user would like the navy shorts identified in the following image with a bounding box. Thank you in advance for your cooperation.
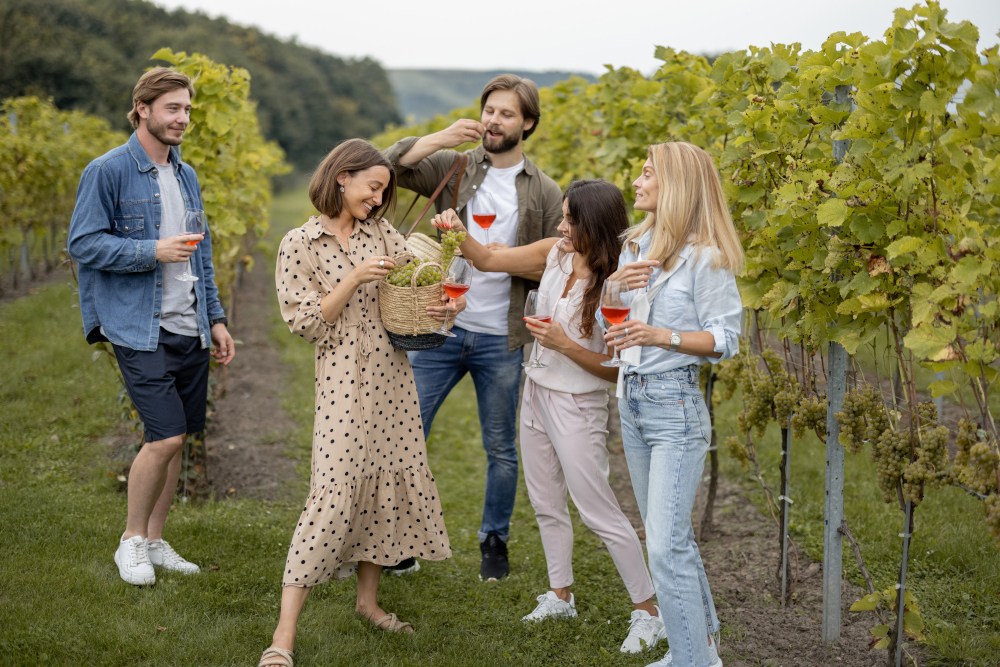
[112,330,210,442]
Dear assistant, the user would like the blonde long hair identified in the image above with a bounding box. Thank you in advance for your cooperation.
[624,142,743,275]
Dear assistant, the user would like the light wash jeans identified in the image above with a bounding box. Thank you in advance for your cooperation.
[408,326,523,542]
[619,365,720,667]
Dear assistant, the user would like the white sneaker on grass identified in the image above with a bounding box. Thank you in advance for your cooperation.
[114,535,155,585]
[147,539,200,574]
[646,632,722,667]
[521,591,577,622]
[621,606,667,653]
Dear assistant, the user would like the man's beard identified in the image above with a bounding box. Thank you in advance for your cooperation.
[147,115,184,146]
[482,125,521,154]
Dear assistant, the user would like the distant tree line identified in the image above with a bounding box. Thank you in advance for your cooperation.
[0,0,402,170]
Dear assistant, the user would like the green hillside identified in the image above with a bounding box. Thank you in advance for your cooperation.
[387,69,597,122]
[0,0,401,170]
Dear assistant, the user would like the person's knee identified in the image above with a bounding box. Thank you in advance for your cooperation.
[145,434,186,459]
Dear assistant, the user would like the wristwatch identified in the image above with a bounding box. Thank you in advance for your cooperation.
[668,331,682,352]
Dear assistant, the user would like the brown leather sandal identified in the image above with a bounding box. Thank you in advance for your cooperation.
[258,646,293,666]
[370,612,414,634]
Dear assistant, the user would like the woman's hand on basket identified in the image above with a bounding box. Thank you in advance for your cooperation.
[350,255,396,285]
[426,294,466,321]
[430,209,466,234]
[609,260,660,291]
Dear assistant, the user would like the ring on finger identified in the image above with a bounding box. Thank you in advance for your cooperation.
[624,327,629,337]
[379,259,385,269]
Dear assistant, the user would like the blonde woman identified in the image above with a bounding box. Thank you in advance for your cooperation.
[603,142,743,667]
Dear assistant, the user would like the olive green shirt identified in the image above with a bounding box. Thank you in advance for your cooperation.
[383,139,564,350]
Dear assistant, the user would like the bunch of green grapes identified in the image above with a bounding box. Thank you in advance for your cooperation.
[836,390,870,454]
[774,386,802,426]
[967,440,1000,495]
[714,357,741,401]
[790,394,827,440]
[913,425,951,491]
[916,400,939,429]
[386,257,445,287]
[874,428,910,503]
[737,376,777,438]
[725,435,750,471]
[440,229,466,267]
[984,493,1000,549]
[954,419,978,471]
[862,387,890,449]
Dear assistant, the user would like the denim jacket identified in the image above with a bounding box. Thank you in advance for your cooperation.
[599,231,743,376]
[68,133,226,351]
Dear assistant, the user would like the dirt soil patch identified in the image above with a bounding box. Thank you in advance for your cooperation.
[605,396,889,667]
[202,258,297,501]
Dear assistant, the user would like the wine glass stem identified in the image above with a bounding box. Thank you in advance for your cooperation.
[186,258,193,277]
[442,299,454,331]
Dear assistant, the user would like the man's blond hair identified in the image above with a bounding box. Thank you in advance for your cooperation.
[127,68,195,129]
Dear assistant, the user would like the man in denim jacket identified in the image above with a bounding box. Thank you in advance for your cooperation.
[68,68,235,586]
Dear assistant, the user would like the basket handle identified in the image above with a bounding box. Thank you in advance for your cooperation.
[410,260,443,288]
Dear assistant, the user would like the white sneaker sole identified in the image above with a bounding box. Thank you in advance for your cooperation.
[114,550,155,585]
[522,609,578,623]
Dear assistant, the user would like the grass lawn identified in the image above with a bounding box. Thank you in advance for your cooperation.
[2,186,998,665]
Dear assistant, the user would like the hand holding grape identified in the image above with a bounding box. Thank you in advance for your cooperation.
[431,209,466,233]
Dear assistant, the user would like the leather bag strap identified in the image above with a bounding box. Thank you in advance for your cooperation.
[402,153,468,238]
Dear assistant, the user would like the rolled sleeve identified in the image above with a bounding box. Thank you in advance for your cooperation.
[275,230,343,348]
[693,253,743,365]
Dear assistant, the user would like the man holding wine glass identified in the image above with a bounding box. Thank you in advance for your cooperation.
[68,68,234,587]
[384,74,564,581]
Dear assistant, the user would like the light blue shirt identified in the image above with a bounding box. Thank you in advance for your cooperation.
[602,232,743,375]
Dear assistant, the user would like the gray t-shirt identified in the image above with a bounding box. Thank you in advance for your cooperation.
[156,163,199,337]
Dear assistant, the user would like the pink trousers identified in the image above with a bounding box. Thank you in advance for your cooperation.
[520,379,655,603]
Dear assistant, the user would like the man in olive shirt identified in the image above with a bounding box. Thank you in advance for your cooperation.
[383,74,563,581]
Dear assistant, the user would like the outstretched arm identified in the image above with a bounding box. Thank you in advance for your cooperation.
[431,209,556,276]
[396,119,485,166]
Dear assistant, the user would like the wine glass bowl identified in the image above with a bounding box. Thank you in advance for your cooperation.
[471,192,497,244]
[600,279,631,368]
[522,289,553,369]
[432,257,473,337]
[176,210,205,282]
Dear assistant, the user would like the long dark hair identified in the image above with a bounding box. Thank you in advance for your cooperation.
[563,179,629,339]
[309,138,397,221]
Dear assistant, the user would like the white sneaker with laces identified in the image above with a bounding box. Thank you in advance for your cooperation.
[645,632,722,667]
[621,606,667,653]
[114,535,155,585]
[147,538,200,574]
[521,591,577,622]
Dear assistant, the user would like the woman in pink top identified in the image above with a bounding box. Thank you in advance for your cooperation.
[431,180,666,655]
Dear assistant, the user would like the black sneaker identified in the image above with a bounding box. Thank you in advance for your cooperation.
[479,531,510,581]
[384,557,420,576]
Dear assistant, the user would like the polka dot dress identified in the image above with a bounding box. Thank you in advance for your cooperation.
[275,216,451,587]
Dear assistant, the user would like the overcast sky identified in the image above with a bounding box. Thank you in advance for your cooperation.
[154,0,1000,75]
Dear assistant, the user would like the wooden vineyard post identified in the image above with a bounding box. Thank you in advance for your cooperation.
[823,83,851,643]
[700,371,719,541]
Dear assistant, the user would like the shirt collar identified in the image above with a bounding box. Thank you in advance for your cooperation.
[304,216,377,241]
[127,132,182,174]
[474,144,536,176]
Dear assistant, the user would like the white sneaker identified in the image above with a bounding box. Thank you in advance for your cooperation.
[147,539,200,574]
[646,632,722,667]
[621,606,667,653]
[114,535,155,585]
[521,591,578,622]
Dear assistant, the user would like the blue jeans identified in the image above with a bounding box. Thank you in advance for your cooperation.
[408,326,523,542]
[618,365,720,667]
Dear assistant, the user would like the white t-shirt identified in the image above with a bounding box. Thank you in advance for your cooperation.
[454,159,523,336]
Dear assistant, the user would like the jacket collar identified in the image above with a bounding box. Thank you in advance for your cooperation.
[472,144,537,176]
[304,216,376,241]
[127,132,182,174]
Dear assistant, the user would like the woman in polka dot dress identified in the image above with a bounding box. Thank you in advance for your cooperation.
[259,140,454,667]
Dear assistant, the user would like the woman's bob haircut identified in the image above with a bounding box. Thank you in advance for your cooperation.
[309,139,397,221]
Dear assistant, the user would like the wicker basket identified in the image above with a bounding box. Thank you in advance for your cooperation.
[379,256,451,350]
[406,232,442,263]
